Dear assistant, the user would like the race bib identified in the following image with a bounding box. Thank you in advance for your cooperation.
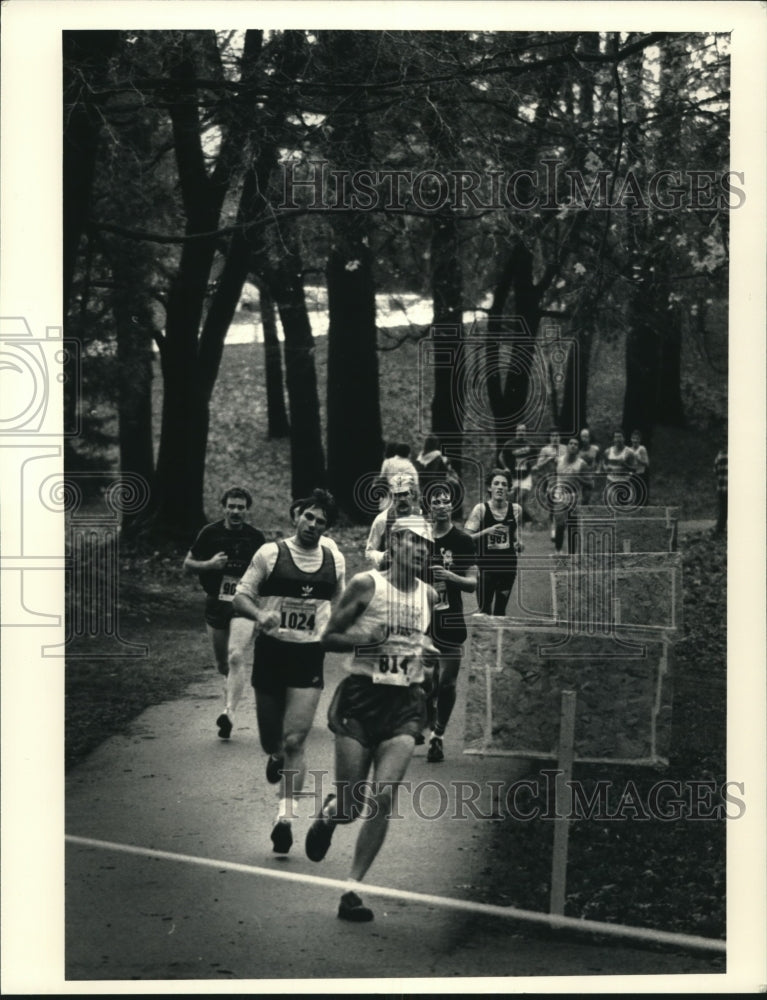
[218,575,239,602]
[487,525,510,549]
[371,651,414,686]
[278,598,317,636]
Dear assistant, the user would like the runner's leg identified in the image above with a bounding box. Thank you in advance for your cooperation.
[433,654,461,737]
[479,569,495,614]
[280,685,323,806]
[207,624,229,676]
[225,617,255,720]
[327,733,375,824]
[255,688,286,757]
[348,734,414,883]
[492,569,515,616]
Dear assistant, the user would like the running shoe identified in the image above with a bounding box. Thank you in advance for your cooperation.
[338,890,374,922]
[427,736,444,763]
[216,713,233,740]
[305,794,336,862]
[265,752,284,784]
[270,819,293,854]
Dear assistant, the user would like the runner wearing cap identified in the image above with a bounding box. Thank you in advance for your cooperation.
[364,472,420,569]
[305,515,439,923]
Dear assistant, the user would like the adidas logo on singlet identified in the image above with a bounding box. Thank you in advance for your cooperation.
[301,585,314,596]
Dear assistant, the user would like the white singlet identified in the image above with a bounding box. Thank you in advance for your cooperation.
[347,570,432,686]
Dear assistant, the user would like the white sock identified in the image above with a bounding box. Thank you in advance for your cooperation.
[277,797,296,821]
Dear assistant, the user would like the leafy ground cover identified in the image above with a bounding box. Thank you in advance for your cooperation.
[67,324,727,942]
[475,530,727,941]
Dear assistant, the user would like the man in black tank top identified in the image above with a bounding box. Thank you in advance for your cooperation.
[234,489,345,856]
[465,469,523,616]
[422,483,477,763]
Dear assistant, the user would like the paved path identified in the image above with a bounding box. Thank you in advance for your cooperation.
[64,523,724,983]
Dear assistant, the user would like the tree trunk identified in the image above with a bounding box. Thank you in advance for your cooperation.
[269,254,326,498]
[657,312,685,426]
[486,242,541,451]
[259,281,290,439]
[318,33,383,520]
[153,349,210,540]
[110,257,156,530]
[429,214,464,470]
[622,268,659,443]
[558,326,593,433]
[149,33,260,536]
[63,30,120,313]
[326,213,382,519]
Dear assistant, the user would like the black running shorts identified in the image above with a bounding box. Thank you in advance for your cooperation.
[327,674,427,749]
[251,632,325,693]
[204,595,235,630]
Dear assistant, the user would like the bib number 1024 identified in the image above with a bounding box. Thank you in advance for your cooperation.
[280,609,316,632]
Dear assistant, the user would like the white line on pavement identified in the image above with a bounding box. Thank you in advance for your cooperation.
[66,834,725,954]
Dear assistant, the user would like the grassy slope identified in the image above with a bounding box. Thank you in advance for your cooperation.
[67,323,727,938]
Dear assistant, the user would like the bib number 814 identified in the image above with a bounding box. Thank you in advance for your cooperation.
[377,654,411,677]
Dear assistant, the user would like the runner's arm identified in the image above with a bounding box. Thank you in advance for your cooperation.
[431,560,477,593]
[465,503,499,540]
[232,548,280,628]
[321,573,380,651]
[364,517,387,568]
[183,550,228,573]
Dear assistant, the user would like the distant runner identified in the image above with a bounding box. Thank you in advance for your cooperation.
[183,487,265,739]
[465,469,523,617]
[423,483,477,763]
[365,473,419,568]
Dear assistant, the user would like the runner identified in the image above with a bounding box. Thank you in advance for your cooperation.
[304,516,439,923]
[532,427,567,541]
[423,483,477,763]
[183,487,266,740]
[464,469,523,616]
[379,442,420,488]
[603,430,638,504]
[365,472,419,568]
[232,489,345,855]
[553,438,590,554]
[497,424,536,526]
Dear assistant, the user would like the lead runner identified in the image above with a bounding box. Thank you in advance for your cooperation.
[304,515,439,923]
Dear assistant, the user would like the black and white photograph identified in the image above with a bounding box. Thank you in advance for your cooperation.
[1,0,765,993]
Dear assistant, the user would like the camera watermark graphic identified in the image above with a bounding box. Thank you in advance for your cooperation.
[0,317,147,657]
[41,472,150,658]
[0,317,80,436]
